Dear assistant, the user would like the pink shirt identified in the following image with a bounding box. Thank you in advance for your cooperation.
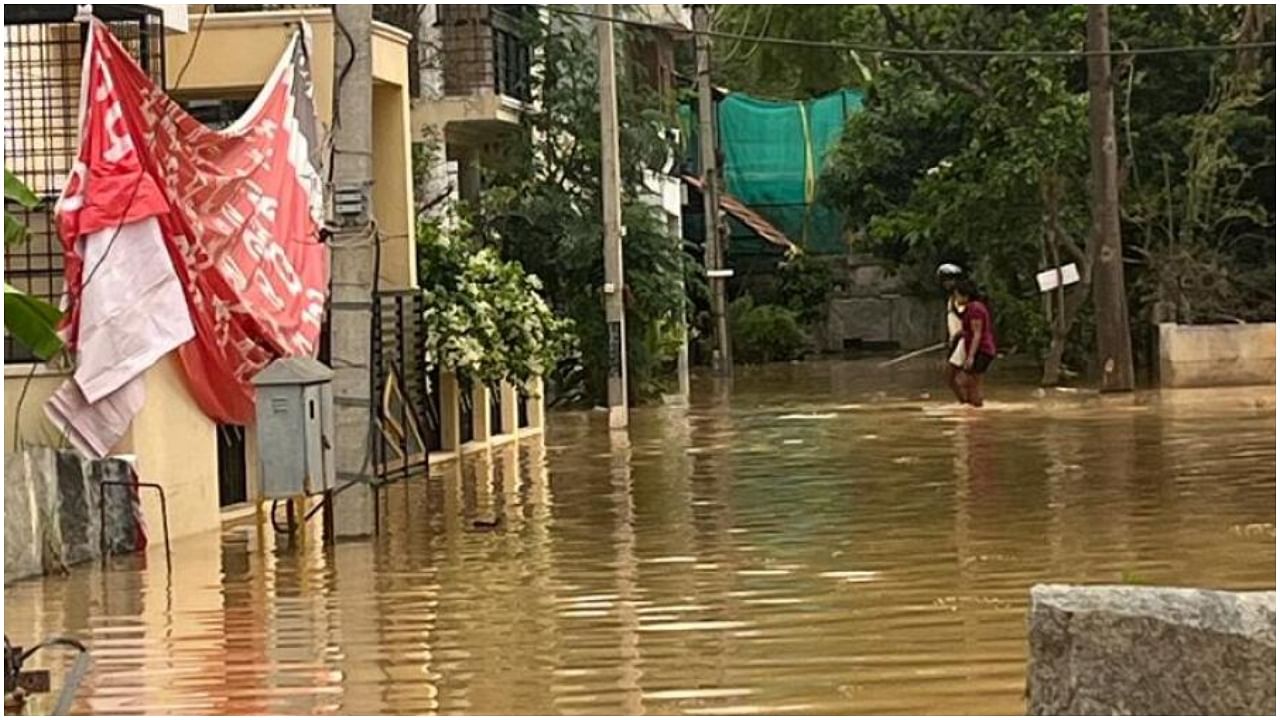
[961,300,998,357]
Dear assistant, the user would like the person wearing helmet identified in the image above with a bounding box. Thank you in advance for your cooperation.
[937,263,966,402]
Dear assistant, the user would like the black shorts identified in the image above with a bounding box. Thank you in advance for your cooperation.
[970,352,994,374]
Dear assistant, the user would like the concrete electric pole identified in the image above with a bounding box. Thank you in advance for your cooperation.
[693,5,732,376]
[328,4,377,536]
[1085,5,1135,392]
[597,5,629,429]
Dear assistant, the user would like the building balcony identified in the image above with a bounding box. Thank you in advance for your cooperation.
[413,5,533,147]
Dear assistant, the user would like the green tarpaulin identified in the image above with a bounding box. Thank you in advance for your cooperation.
[681,89,863,256]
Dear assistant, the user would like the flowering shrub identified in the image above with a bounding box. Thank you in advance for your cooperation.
[417,217,575,389]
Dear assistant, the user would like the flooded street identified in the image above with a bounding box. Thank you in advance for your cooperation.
[4,361,1275,715]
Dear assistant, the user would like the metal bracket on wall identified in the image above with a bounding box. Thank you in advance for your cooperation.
[98,480,172,570]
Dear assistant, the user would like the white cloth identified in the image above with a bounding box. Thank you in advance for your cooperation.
[45,217,195,458]
[946,297,966,368]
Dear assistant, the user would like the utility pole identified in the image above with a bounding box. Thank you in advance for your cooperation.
[328,4,377,536]
[694,5,732,376]
[597,5,629,429]
[1085,5,1135,392]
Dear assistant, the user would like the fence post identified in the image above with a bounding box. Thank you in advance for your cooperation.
[440,370,462,451]
[471,381,492,444]
[528,376,546,431]
[500,381,519,437]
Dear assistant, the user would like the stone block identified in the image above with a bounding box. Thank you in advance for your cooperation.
[1027,584,1276,715]
[4,449,149,585]
[1158,322,1275,388]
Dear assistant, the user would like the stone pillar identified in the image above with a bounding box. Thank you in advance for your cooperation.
[1027,584,1276,715]
[527,376,545,431]
[471,381,491,444]
[439,370,462,451]
[499,381,519,437]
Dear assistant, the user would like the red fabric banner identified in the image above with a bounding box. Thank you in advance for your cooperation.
[56,20,328,425]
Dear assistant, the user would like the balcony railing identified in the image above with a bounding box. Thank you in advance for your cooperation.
[438,5,532,103]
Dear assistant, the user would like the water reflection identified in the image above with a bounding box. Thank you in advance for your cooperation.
[4,362,1275,715]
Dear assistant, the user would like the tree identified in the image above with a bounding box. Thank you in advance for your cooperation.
[710,5,879,98]
[466,13,689,406]
[820,5,1274,384]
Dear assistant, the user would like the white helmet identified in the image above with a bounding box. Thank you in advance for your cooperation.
[936,263,963,279]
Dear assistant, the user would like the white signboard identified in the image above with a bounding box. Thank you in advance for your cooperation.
[1036,263,1080,293]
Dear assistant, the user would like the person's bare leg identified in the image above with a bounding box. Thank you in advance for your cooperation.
[947,366,966,403]
[968,373,985,408]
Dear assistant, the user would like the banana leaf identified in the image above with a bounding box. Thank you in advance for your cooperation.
[4,283,63,361]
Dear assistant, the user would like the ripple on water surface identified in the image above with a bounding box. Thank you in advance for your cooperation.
[5,363,1274,715]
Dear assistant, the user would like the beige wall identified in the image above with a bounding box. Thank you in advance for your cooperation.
[166,9,336,125]
[3,368,68,450]
[129,354,221,539]
[373,81,417,289]
[1158,322,1276,388]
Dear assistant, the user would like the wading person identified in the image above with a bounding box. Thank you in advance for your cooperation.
[955,279,997,407]
[937,264,966,403]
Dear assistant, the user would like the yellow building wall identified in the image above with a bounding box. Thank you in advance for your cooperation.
[165,9,336,125]
[3,369,68,450]
[129,354,221,540]
[373,81,417,290]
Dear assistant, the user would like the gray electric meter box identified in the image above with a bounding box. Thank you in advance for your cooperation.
[251,357,336,499]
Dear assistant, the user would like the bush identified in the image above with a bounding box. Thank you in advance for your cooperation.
[774,251,833,325]
[417,216,575,390]
[730,296,808,364]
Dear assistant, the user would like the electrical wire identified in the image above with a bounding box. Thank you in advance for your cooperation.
[170,3,210,92]
[5,636,91,715]
[547,6,1277,59]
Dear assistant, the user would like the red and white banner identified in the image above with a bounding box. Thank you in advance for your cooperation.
[54,19,328,432]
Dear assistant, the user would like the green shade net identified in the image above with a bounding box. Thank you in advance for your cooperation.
[680,89,863,257]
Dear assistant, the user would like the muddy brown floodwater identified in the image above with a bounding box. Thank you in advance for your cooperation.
[4,361,1275,715]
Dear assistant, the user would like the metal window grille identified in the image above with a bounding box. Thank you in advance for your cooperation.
[438,5,531,103]
[3,6,165,363]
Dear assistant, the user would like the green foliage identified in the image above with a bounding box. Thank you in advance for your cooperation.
[417,213,575,390]
[729,295,808,364]
[4,170,63,361]
[5,168,39,247]
[774,252,833,325]
[1119,8,1277,324]
[467,12,688,406]
[818,5,1274,375]
[711,6,880,98]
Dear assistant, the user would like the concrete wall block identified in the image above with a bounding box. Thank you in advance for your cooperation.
[4,449,48,585]
[826,297,892,346]
[1158,322,1276,388]
[1027,584,1276,715]
[5,450,148,586]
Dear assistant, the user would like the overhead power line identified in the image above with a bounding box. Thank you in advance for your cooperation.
[546,6,1277,60]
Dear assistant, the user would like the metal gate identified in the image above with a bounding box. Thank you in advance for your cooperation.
[371,290,440,482]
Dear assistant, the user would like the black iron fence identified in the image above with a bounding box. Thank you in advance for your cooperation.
[458,372,476,445]
[3,6,165,363]
[371,290,439,482]
[518,387,531,429]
